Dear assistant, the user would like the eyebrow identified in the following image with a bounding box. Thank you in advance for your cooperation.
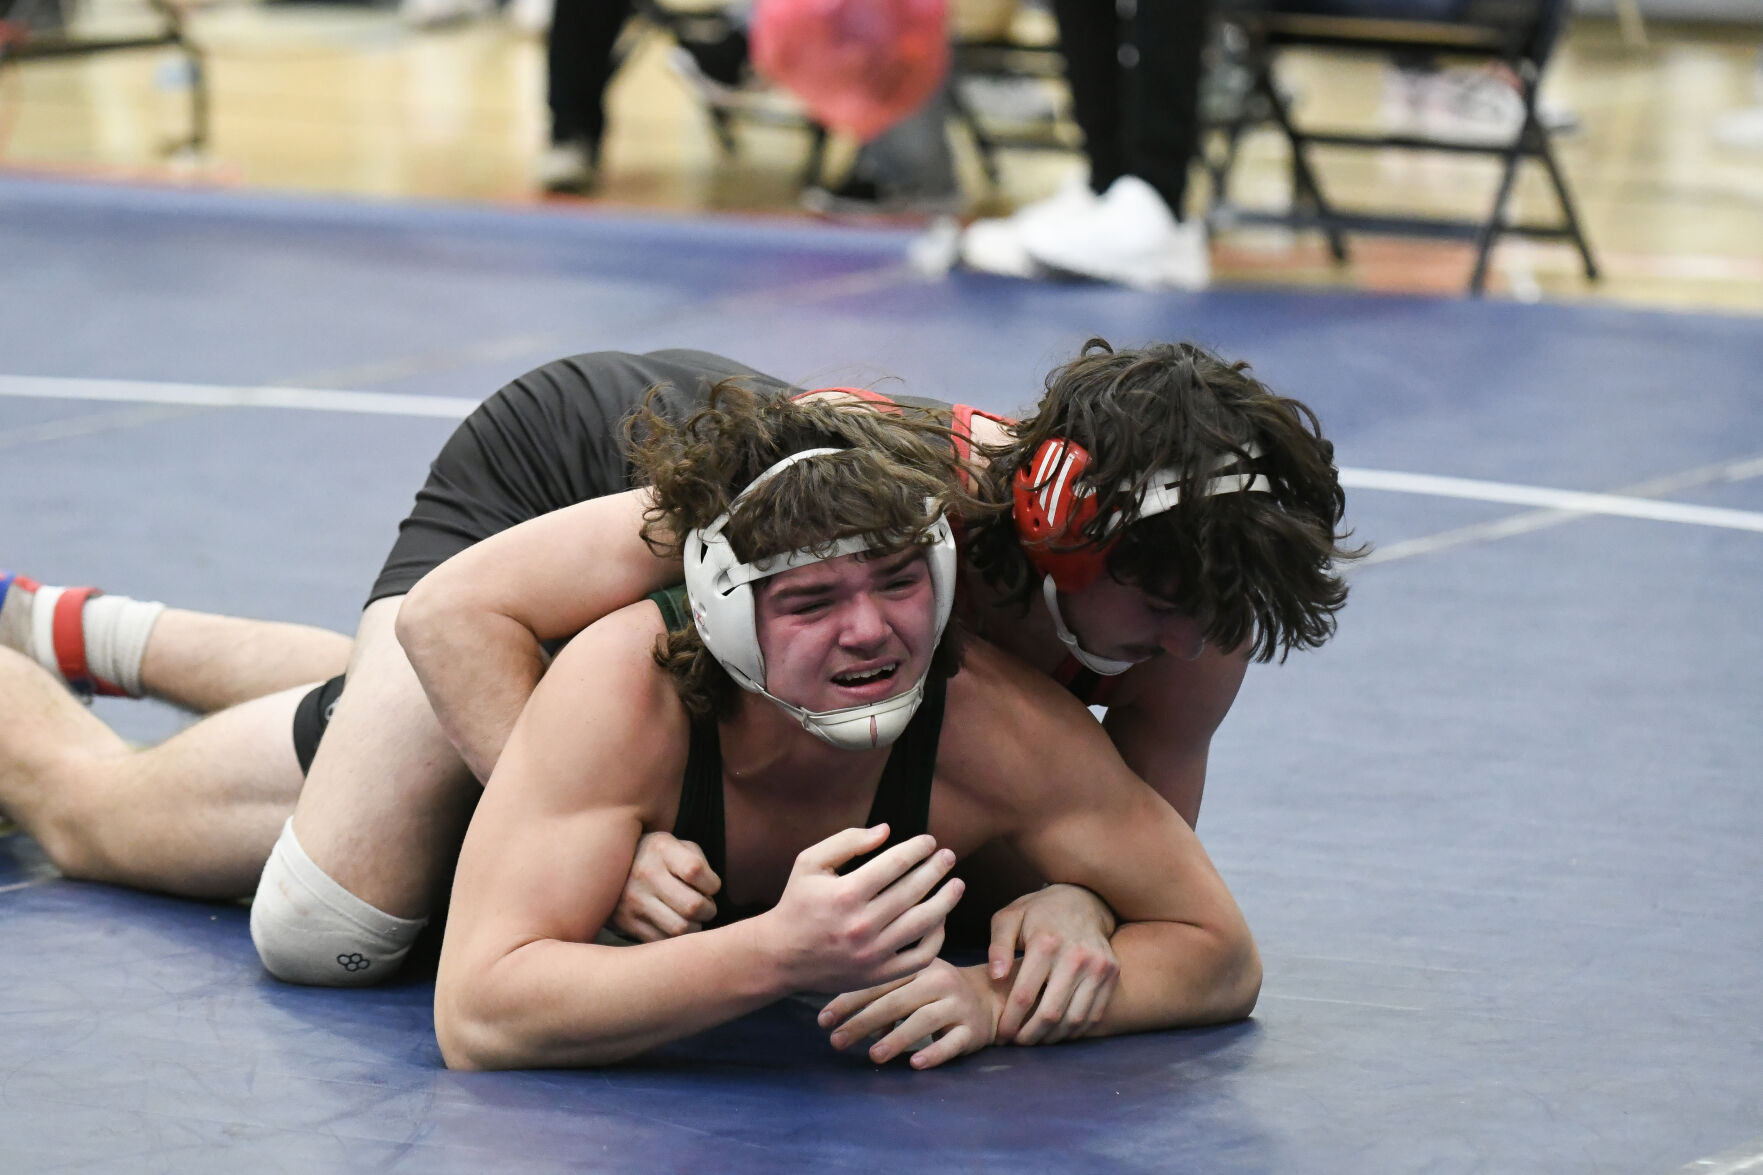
[866,549,924,577]
[765,550,924,605]
[767,578,835,606]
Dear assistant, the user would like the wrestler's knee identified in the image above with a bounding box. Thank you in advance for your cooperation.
[250,818,425,987]
[24,766,122,882]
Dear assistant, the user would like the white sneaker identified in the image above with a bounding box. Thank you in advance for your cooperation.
[1020,174,1210,291]
[535,140,596,194]
[958,173,1095,278]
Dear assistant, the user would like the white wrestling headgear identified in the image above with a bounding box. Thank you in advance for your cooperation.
[683,448,958,751]
[1046,443,1271,677]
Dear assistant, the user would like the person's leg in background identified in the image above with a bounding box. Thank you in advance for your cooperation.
[1122,0,1207,226]
[1019,0,1212,289]
[960,0,1211,289]
[957,0,1111,276]
[538,0,637,193]
[1053,0,1128,195]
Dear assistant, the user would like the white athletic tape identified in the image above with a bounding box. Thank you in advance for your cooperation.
[82,595,165,698]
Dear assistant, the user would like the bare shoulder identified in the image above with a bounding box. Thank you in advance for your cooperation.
[961,410,1012,454]
[505,599,690,816]
[1108,643,1250,732]
[548,597,672,669]
[542,600,691,748]
[938,639,1122,809]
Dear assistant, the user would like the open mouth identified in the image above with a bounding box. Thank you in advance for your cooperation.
[832,662,900,689]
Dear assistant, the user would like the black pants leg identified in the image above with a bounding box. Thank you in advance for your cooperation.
[1050,0,1210,219]
[1125,0,1209,218]
[1051,0,1127,195]
[547,0,635,148]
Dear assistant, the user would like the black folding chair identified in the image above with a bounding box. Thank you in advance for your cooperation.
[943,35,1077,189]
[625,0,833,191]
[0,0,207,156]
[1209,0,1598,294]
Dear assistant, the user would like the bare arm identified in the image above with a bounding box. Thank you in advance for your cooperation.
[955,651,1262,1035]
[434,606,962,1070]
[1102,644,1249,828]
[396,489,682,782]
[820,654,1259,1069]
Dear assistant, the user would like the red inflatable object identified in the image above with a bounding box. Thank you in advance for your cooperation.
[752,0,950,142]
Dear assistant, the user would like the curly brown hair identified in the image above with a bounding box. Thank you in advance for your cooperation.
[965,338,1364,663]
[626,380,997,720]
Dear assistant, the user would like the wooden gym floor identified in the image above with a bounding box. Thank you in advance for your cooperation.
[2,2,1760,312]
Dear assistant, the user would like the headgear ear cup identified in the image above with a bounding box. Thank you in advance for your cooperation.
[1011,438,1113,593]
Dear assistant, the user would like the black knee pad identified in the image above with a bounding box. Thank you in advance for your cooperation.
[291,674,346,776]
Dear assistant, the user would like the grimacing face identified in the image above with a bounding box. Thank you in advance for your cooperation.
[753,548,938,713]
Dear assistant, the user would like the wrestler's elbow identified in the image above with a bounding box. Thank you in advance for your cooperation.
[1211,922,1262,1022]
[434,959,544,1071]
[395,574,462,671]
[435,978,510,1071]
[1152,916,1260,1026]
[1183,909,1261,1024]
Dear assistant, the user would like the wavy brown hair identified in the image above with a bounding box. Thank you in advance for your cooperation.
[965,339,1364,663]
[626,380,997,721]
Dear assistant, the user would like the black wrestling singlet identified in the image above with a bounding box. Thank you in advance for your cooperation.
[648,584,946,928]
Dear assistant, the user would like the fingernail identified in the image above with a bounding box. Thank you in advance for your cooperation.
[830,1032,846,1047]
[871,1048,890,1063]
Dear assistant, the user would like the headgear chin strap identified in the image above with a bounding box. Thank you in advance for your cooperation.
[683,448,958,751]
[1023,441,1272,675]
[1042,576,1138,677]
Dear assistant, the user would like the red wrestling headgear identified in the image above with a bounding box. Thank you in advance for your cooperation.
[1013,437,1272,595]
[1011,438,1108,594]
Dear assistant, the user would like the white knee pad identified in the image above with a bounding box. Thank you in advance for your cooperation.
[251,819,426,988]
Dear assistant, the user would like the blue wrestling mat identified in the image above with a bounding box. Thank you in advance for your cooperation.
[1,176,1759,1174]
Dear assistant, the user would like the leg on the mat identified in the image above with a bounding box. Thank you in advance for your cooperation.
[287,596,479,923]
[139,608,352,714]
[0,574,351,713]
[0,646,309,898]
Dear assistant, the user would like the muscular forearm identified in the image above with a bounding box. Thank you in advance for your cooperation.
[1082,921,1261,1038]
[437,923,795,1070]
[398,590,545,783]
